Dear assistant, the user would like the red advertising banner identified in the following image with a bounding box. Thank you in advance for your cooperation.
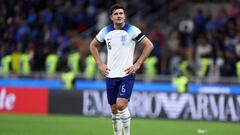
[0,87,48,115]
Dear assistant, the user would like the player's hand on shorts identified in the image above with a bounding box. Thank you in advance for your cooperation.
[98,63,110,76]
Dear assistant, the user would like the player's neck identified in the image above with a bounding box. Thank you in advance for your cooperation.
[114,22,125,29]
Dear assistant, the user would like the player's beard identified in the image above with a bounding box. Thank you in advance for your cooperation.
[115,19,125,28]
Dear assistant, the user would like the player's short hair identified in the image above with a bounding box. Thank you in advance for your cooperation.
[109,4,126,15]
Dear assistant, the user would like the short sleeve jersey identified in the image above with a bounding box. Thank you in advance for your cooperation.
[95,23,145,78]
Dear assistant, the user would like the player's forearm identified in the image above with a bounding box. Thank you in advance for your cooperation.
[89,40,103,66]
[135,38,153,66]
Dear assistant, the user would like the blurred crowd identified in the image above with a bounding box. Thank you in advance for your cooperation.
[1,0,240,80]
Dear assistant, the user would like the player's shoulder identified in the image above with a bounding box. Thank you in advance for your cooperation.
[123,24,142,37]
[99,24,115,34]
[122,24,139,31]
[126,24,138,29]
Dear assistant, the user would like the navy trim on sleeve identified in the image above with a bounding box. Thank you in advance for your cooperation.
[135,33,145,42]
[95,37,104,44]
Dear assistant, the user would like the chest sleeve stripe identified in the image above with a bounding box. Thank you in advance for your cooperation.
[135,33,145,43]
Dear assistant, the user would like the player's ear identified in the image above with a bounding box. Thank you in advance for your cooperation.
[123,13,126,19]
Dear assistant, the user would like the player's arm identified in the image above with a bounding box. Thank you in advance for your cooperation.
[135,37,153,66]
[89,39,110,76]
[125,36,153,74]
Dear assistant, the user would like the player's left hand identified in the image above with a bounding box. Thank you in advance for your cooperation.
[124,63,141,75]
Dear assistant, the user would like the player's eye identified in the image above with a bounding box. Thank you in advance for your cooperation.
[113,12,124,16]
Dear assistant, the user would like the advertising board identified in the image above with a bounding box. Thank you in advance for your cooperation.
[83,90,240,122]
[0,87,48,115]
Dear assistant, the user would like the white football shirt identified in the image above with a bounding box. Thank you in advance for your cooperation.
[95,23,145,78]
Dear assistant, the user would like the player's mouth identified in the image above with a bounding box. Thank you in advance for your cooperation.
[117,18,124,22]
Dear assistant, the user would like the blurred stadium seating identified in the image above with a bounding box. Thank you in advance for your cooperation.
[0,0,240,84]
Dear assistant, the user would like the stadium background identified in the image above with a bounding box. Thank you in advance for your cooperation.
[1,0,240,135]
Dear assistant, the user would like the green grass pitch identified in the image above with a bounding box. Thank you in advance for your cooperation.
[0,114,239,135]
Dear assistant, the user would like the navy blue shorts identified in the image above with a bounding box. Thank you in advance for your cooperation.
[106,74,135,105]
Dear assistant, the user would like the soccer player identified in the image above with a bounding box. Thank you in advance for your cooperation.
[89,4,153,135]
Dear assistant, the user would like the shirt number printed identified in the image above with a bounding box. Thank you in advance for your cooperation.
[121,84,126,93]
[107,41,111,50]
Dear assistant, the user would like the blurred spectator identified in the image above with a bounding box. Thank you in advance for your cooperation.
[220,43,237,77]
[19,48,32,76]
[84,54,97,80]
[172,71,189,93]
[0,52,12,77]
[45,47,59,78]
[168,31,182,75]
[148,27,167,74]
[143,55,158,80]
[1,0,240,80]
[96,9,108,31]
[61,66,76,90]
[195,35,212,78]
